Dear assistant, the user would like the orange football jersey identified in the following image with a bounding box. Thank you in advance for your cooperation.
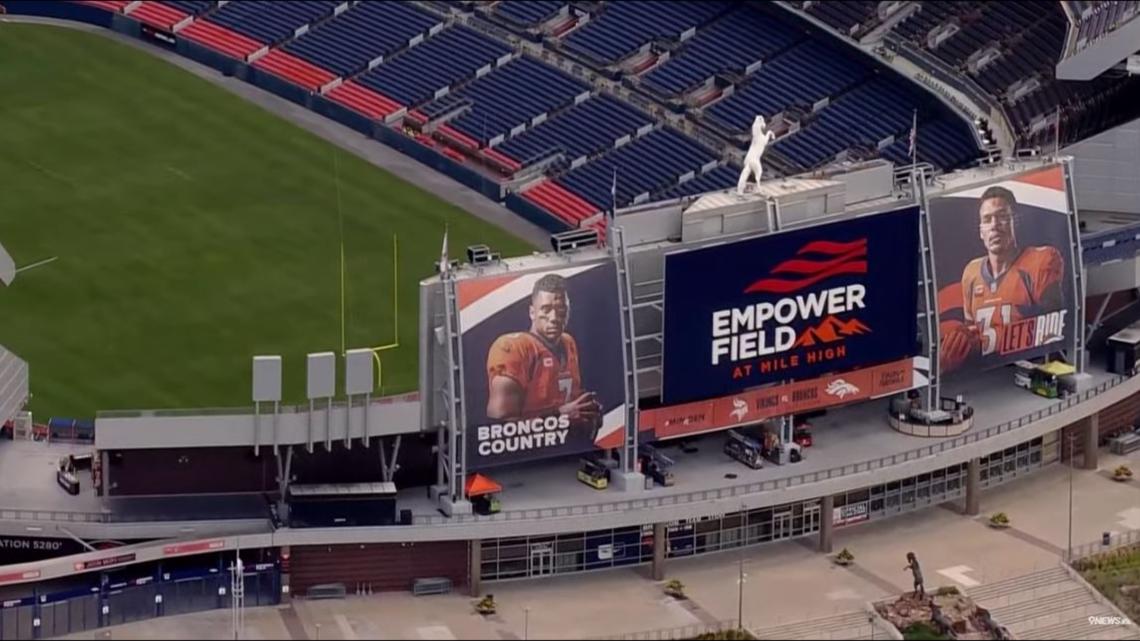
[486,332,582,417]
[960,246,1064,356]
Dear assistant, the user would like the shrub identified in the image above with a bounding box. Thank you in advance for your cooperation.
[989,512,1010,526]
[903,622,951,640]
[1115,465,1133,478]
[934,585,960,597]
[835,548,855,563]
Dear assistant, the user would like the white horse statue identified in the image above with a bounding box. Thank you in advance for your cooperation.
[736,115,775,196]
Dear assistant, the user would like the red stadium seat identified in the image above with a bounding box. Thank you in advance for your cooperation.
[76,0,130,12]
[325,81,404,120]
[180,20,263,61]
[253,49,337,92]
[523,180,600,227]
[128,2,188,29]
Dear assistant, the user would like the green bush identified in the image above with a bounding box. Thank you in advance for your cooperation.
[934,585,960,597]
[902,622,951,640]
[989,512,1010,526]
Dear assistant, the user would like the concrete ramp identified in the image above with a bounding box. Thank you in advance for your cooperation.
[0,346,29,427]
[0,241,13,286]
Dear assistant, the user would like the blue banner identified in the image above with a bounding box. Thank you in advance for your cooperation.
[662,207,921,404]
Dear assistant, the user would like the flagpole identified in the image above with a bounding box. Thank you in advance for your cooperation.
[1054,106,1061,158]
[910,109,918,168]
[606,167,617,251]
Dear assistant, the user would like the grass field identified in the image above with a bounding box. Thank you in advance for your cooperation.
[0,23,532,419]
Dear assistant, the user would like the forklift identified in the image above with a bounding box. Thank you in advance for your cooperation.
[577,457,610,490]
[724,430,764,469]
[638,444,676,487]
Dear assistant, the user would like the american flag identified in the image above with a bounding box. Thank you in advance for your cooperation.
[439,227,449,275]
[908,110,917,162]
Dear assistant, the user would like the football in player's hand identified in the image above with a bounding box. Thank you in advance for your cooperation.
[940,319,980,373]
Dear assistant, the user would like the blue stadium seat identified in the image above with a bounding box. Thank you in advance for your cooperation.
[162,1,212,16]
[557,128,720,209]
[563,0,731,65]
[660,165,742,199]
[207,0,339,45]
[497,94,654,165]
[354,26,511,107]
[773,76,921,170]
[641,7,801,97]
[880,117,978,170]
[494,0,565,27]
[439,57,591,146]
[704,39,871,134]
[283,2,443,77]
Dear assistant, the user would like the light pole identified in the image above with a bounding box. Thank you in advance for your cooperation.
[737,502,747,631]
[524,607,530,640]
[1068,429,1075,562]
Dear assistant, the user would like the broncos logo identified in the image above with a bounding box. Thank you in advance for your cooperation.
[825,378,860,399]
[730,398,748,422]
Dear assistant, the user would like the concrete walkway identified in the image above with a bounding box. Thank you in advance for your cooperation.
[55,446,1140,640]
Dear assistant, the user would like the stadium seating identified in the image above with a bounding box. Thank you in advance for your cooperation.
[774,75,921,169]
[435,56,590,147]
[179,19,264,60]
[660,164,742,199]
[99,0,995,230]
[129,2,193,29]
[704,39,871,135]
[557,127,720,210]
[164,1,213,17]
[880,117,979,170]
[78,0,130,12]
[282,2,443,78]
[640,7,802,98]
[202,1,339,48]
[352,26,512,110]
[492,0,566,28]
[497,94,654,168]
[803,0,880,38]
[562,0,731,66]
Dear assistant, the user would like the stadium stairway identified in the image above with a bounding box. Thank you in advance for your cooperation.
[179,19,263,60]
[252,48,337,92]
[522,179,600,227]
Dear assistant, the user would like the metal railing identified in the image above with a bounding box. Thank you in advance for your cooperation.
[96,391,420,419]
[587,620,739,640]
[1069,528,1140,562]
[9,373,1135,528]
[419,372,1135,524]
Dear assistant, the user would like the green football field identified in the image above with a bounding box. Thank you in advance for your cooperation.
[0,23,531,419]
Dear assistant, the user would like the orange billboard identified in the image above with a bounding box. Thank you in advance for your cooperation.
[641,358,916,439]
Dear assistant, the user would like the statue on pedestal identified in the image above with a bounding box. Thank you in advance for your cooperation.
[904,552,925,600]
[736,115,776,196]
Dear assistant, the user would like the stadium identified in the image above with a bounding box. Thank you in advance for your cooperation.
[1,0,1140,638]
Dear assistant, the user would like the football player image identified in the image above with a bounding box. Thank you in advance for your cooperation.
[940,186,1065,372]
[485,274,603,427]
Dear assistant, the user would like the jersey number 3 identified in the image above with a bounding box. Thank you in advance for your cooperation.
[975,304,1012,356]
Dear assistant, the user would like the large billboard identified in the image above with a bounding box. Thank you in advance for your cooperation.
[931,165,1076,375]
[458,263,626,468]
[662,207,921,404]
[641,357,919,440]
